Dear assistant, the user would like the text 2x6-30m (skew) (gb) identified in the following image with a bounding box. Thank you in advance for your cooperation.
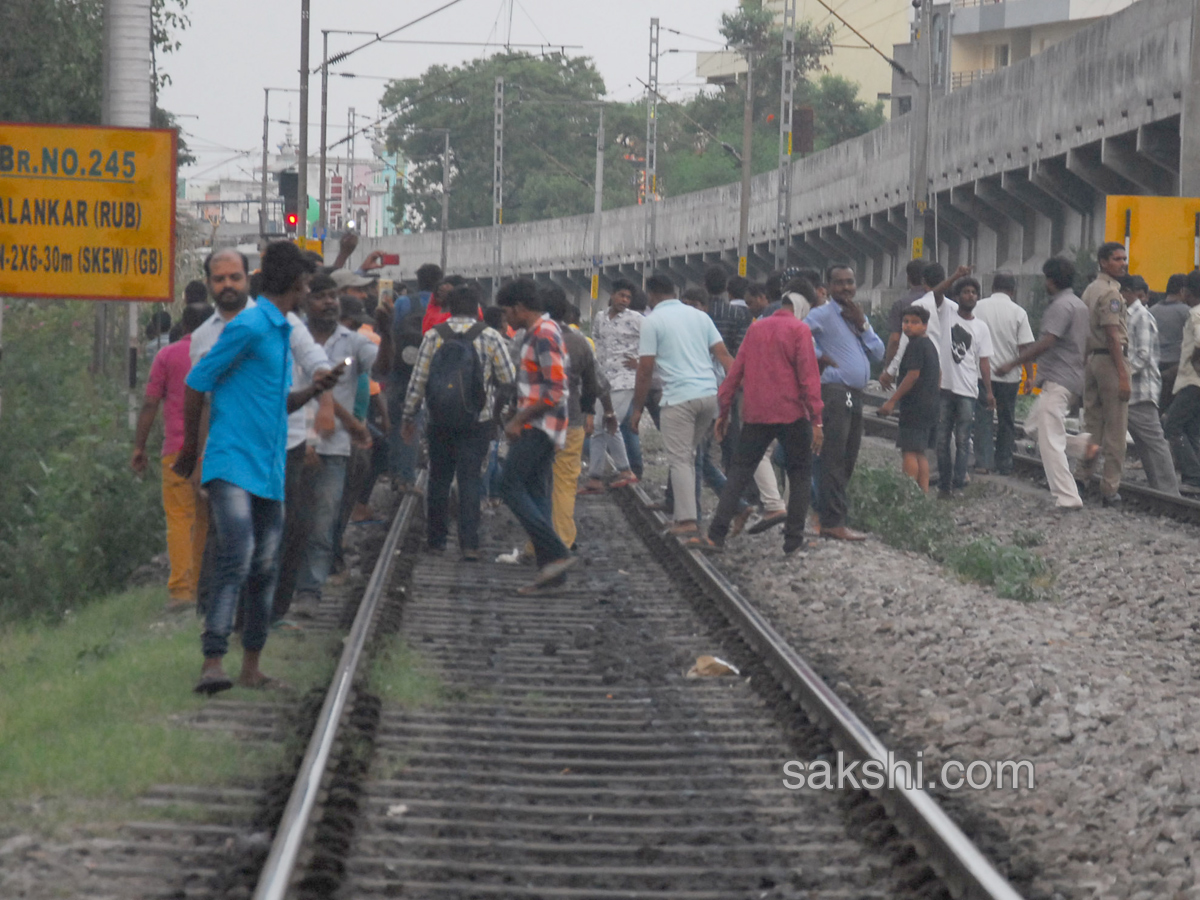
[0,244,163,276]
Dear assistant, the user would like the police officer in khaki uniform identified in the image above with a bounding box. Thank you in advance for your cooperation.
[1078,242,1132,506]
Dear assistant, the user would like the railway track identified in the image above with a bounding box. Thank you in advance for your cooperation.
[858,391,1200,525]
[243,478,1023,900]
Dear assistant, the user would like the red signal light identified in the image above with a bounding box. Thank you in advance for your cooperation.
[285,212,299,229]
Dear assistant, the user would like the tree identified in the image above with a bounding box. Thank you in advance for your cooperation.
[799,74,885,151]
[379,12,886,233]
[382,52,642,231]
[0,0,193,163]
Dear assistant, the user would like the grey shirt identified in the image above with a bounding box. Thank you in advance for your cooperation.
[316,324,379,456]
[1036,289,1089,396]
[1150,297,1190,365]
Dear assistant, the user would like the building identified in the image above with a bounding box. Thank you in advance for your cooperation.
[183,126,405,242]
[696,0,911,117]
[891,0,1143,117]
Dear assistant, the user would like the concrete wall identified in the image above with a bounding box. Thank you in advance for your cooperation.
[352,0,1189,301]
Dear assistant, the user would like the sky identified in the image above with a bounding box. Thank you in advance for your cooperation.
[159,0,746,186]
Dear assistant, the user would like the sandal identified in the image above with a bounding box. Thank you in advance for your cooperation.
[608,474,640,489]
[661,522,700,537]
[193,671,234,695]
[576,483,606,496]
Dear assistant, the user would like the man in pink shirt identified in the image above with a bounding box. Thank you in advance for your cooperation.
[132,303,213,610]
[696,306,825,556]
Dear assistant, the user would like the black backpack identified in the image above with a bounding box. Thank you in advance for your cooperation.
[425,322,488,430]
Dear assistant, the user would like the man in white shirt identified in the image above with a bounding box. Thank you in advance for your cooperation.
[972,273,1033,475]
[937,276,994,496]
[881,262,969,389]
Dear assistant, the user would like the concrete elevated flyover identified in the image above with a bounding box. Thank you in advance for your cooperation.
[357,0,1193,307]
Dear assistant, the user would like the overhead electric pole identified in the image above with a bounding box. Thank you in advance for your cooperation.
[907,0,934,262]
[775,0,796,270]
[298,0,310,239]
[103,0,152,427]
[591,105,605,321]
[644,18,659,281]
[493,76,504,300]
[319,30,329,237]
[441,129,451,273]
[737,51,754,278]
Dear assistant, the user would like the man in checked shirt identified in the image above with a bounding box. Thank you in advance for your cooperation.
[1120,275,1179,495]
[496,279,578,593]
[401,284,518,559]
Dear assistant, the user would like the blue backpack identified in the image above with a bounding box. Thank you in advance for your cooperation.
[425,322,487,430]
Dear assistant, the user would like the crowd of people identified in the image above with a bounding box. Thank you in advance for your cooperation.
[129,234,1200,692]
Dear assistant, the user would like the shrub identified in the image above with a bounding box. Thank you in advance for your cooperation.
[848,466,1054,602]
[0,301,163,621]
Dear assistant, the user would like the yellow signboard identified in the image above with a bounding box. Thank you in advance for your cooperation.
[1105,196,1200,293]
[590,273,599,300]
[738,256,747,278]
[0,123,176,301]
[912,237,924,260]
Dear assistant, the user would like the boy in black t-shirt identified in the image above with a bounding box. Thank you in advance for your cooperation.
[877,306,941,491]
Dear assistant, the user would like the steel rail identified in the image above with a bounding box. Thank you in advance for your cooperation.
[858,396,1200,525]
[252,473,426,900]
[620,482,1024,900]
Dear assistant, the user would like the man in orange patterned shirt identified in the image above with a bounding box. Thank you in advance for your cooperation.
[497,279,577,593]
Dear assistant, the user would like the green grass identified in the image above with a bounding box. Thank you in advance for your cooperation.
[945,537,1055,603]
[0,584,340,833]
[369,639,444,708]
[848,466,1055,602]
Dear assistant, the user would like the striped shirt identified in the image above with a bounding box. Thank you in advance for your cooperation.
[1126,299,1162,407]
[402,316,517,424]
[517,314,570,448]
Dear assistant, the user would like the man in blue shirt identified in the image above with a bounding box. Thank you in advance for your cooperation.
[629,274,734,536]
[805,264,886,540]
[175,241,339,695]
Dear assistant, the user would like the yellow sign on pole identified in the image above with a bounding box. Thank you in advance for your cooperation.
[0,123,177,301]
[590,273,599,300]
[738,256,747,277]
[1104,195,1200,292]
[295,236,323,255]
[911,237,924,260]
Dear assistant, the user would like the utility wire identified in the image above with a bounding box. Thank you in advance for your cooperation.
[808,0,915,79]
[635,77,741,163]
[318,0,469,71]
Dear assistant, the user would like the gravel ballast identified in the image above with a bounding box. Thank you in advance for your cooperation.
[709,436,1200,900]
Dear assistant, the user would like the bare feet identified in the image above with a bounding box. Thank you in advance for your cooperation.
[350,502,376,523]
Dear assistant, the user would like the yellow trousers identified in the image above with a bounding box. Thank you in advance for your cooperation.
[161,453,207,601]
[526,426,586,556]
[552,426,586,549]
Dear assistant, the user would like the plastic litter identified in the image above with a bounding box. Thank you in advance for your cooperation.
[686,655,740,678]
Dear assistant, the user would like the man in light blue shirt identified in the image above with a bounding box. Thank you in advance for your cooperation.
[175,241,338,695]
[629,274,734,534]
[804,264,885,540]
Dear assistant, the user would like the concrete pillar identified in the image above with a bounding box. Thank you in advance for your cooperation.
[1180,0,1200,195]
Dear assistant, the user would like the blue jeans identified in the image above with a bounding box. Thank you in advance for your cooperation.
[427,422,491,550]
[501,430,569,568]
[937,391,975,492]
[620,407,643,479]
[485,439,504,499]
[388,384,421,484]
[972,381,1019,474]
[295,454,348,597]
[202,480,284,659]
